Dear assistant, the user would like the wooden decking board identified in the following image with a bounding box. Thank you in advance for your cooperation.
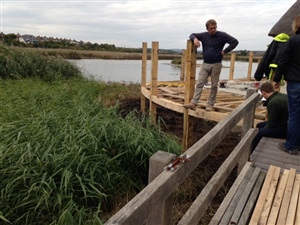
[249,166,300,225]
[258,166,281,224]
[229,167,261,224]
[219,166,256,224]
[238,172,266,225]
[209,162,253,225]
[251,150,300,165]
[277,168,296,224]
[296,176,300,225]
[267,169,289,225]
[251,137,300,174]
[249,165,277,224]
[286,174,300,225]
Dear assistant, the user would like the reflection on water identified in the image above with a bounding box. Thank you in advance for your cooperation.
[69,59,258,83]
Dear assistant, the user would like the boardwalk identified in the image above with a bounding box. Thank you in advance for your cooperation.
[251,137,300,173]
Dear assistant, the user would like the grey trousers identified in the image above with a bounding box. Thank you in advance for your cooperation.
[191,62,222,106]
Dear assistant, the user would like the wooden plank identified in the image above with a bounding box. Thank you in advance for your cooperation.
[286,173,300,225]
[249,165,276,225]
[277,168,296,225]
[220,166,255,225]
[230,167,261,224]
[239,172,266,225]
[259,166,280,224]
[267,169,289,225]
[251,150,300,166]
[296,175,300,225]
[209,162,253,225]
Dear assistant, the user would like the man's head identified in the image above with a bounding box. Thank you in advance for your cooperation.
[206,19,217,35]
[292,15,300,34]
[260,82,274,99]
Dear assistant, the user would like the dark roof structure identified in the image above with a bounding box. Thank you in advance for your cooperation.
[268,0,300,37]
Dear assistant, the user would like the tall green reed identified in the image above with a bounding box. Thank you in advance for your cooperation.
[0,44,82,81]
[0,79,182,224]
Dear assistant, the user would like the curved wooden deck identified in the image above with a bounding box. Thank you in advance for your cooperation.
[142,80,266,128]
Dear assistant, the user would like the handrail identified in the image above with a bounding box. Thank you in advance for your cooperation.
[105,92,260,225]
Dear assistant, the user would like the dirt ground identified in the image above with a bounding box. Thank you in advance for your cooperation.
[118,98,241,224]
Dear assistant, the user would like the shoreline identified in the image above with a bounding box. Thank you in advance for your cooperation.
[23,47,261,62]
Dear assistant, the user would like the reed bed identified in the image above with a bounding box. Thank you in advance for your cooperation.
[0,45,182,224]
[0,44,82,81]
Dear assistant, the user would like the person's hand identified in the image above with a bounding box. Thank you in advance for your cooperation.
[221,51,225,56]
[273,81,280,89]
[193,38,201,47]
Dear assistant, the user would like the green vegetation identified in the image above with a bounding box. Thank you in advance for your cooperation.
[0,45,182,224]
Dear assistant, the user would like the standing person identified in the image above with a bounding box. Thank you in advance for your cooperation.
[273,15,300,155]
[252,82,288,152]
[184,19,239,111]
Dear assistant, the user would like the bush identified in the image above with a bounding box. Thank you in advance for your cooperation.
[0,44,82,81]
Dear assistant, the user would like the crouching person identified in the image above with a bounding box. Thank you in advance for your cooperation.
[252,82,288,152]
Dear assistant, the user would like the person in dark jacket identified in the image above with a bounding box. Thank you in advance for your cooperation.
[252,82,288,152]
[254,33,289,81]
[273,15,300,155]
[183,19,238,111]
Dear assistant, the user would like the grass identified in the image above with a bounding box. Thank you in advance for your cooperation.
[0,44,182,224]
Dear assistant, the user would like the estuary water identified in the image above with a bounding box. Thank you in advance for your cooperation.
[69,59,258,83]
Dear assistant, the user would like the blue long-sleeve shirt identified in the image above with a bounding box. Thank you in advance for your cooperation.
[189,31,238,63]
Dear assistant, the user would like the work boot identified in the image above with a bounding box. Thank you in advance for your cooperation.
[183,102,196,110]
[278,142,298,155]
[205,105,215,112]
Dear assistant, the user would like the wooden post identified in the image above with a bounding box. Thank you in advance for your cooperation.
[141,42,147,112]
[247,52,254,81]
[229,52,236,80]
[147,151,175,225]
[238,88,257,173]
[180,50,186,81]
[150,41,158,123]
[183,40,197,150]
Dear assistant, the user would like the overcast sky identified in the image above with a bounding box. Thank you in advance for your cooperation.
[0,0,296,51]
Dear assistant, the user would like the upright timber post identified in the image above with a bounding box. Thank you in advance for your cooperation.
[150,41,159,123]
[238,88,257,173]
[183,40,197,150]
[147,151,175,225]
[141,42,147,112]
[180,49,186,81]
[247,51,254,81]
[229,52,236,80]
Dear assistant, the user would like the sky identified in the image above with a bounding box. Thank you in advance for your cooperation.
[0,0,297,51]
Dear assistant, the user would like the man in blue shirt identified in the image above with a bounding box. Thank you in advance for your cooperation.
[184,19,239,111]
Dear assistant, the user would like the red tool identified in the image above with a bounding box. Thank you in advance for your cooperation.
[164,154,191,172]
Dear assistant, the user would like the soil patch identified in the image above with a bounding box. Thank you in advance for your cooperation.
[118,98,241,224]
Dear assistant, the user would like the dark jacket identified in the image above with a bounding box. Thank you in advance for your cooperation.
[189,31,238,64]
[273,32,300,82]
[254,33,289,81]
[265,92,288,129]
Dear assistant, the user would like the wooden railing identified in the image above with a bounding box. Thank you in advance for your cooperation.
[104,41,261,225]
[105,94,260,225]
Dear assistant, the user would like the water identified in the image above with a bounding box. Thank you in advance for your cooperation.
[69,59,258,83]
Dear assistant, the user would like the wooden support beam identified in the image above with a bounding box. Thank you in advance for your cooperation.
[141,42,147,112]
[180,49,186,81]
[183,40,197,150]
[247,51,254,81]
[150,41,158,123]
[229,52,236,80]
